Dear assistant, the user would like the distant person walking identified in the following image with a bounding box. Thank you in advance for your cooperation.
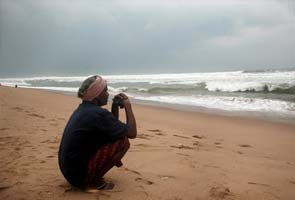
[58,75,137,190]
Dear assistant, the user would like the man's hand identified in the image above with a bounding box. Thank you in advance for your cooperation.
[118,93,130,106]
[113,93,130,108]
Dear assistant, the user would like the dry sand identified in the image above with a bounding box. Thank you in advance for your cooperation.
[0,86,294,200]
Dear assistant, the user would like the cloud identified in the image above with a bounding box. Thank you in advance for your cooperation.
[0,0,294,76]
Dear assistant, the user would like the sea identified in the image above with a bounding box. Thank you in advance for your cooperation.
[1,69,295,123]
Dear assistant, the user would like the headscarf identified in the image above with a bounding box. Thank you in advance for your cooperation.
[82,76,107,101]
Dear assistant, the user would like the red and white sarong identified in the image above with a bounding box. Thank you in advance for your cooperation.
[86,137,130,187]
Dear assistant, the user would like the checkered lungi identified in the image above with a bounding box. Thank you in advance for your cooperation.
[86,137,130,186]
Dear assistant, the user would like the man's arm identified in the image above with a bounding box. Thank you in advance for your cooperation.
[111,103,119,119]
[124,101,137,139]
[115,93,137,139]
[112,93,137,139]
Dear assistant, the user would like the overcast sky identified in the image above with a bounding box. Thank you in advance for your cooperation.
[0,0,294,77]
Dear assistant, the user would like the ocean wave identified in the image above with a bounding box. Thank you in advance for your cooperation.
[107,82,295,95]
[0,76,85,87]
[105,71,244,84]
[239,85,295,94]
[21,86,79,92]
[134,95,295,116]
[105,70,295,85]
[108,86,129,93]
[1,70,294,87]
[206,82,295,94]
[0,79,31,87]
[111,82,294,93]
[25,79,82,87]
[3,79,294,96]
[107,83,207,94]
[2,77,293,118]
[242,68,295,73]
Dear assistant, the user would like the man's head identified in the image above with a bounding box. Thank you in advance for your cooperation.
[78,75,109,106]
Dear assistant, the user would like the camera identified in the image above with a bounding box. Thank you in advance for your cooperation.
[112,95,125,108]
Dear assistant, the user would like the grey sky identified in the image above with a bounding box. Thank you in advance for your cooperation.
[0,0,294,77]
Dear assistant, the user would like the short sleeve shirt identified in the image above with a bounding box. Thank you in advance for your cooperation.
[58,101,128,187]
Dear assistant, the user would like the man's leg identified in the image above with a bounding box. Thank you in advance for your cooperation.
[86,137,130,188]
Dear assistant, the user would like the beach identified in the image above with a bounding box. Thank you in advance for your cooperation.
[0,86,294,200]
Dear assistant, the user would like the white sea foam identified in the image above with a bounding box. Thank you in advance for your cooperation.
[20,86,79,92]
[0,79,32,87]
[105,71,244,84]
[108,86,128,93]
[1,71,294,120]
[0,76,88,86]
[104,70,295,85]
[205,81,295,92]
[138,88,149,92]
[133,95,295,116]
[1,71,294,92]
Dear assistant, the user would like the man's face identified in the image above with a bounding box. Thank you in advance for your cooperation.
[96,86,109,106]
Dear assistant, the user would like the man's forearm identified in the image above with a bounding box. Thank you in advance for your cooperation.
[124,103,137,139]
[111,103,119,119]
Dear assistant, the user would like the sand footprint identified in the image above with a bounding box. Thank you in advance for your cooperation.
[137,134,153,140]
[193,141,201,146]
[173,134,190,139]
[176,152,190,157]
[170,144,195,150]
[58,183,74,193]
[135,177,154,185]
[122,167,142,176]
[209,185,232,199]
[214,142,223,148]
[41,139,58,144]
[0,185,12,191]
[27,113,46,119]
[238,144,252,148]
[192,134,204,139]
[48,146,58,150]
[248,182,271,187]
[123,168,154,185]
[134,143,151,148]
[11,107,24,111]
[14,147,21,151]
[133,143,170,152]
[158,175,176,181]
[148,129,161,132]
[148,129,167,136]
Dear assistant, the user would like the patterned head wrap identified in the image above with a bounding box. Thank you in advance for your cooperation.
[81,76,107,101]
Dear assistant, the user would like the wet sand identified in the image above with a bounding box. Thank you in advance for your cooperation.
[0,86,294,200]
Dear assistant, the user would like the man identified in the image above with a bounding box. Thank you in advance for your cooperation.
[58,75,137,190]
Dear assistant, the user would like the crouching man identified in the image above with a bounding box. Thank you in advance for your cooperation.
[58,75,137,190]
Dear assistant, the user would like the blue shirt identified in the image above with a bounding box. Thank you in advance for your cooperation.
[58,101,128,187]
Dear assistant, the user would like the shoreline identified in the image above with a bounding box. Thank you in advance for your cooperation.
[0,86,295,200]
[131,99,295,125]
[14,86,295,125]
